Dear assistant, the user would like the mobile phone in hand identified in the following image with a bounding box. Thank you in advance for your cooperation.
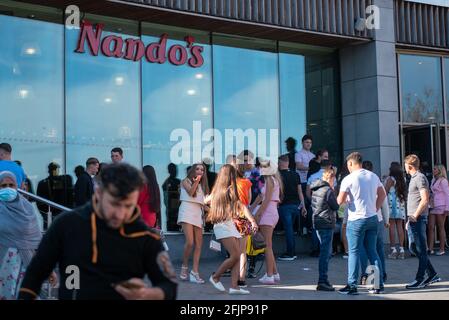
[114,280,144,290]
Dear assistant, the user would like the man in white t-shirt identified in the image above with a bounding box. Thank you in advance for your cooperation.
[295,135,315,184]
[336,152,386,295]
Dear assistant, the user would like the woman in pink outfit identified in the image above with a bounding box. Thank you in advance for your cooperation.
[250,159,283,285]
[428,164,449,256]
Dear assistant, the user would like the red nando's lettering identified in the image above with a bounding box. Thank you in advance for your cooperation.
[75,20,204,68]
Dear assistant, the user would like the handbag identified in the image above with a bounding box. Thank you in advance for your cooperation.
[209,234,221,252]
[252,231,266,250]
[233,217,252,236]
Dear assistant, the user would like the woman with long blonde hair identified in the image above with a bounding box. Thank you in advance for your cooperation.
[250,158,284,284]
[207,165,257,295]
[177,163,209,283]
[428,164,449,255]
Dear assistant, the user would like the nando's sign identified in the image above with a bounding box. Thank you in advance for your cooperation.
[75,20,205,68]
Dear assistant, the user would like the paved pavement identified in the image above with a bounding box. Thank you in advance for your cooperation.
[176,252,449,300]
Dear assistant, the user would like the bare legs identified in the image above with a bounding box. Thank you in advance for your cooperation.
[212,237,241,289]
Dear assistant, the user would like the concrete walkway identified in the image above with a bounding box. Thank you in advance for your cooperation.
[176,253,449,300]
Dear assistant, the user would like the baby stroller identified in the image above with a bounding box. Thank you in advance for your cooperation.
[246,234,265,278]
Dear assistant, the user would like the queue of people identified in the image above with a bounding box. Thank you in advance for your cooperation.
[0,138,447,299]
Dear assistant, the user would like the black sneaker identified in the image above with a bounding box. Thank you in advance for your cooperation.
[405,279,426,289]
[338,285,358,295]
[368,286,385,294]
[278,253,297,261]
[422,274,441,287]
[237,280,247,288]
[222,269,232,277]
[316,282,335,291]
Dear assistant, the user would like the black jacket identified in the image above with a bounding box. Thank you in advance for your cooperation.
[74,171,94,207]
[311,180,339,230]
[19,202,178,300]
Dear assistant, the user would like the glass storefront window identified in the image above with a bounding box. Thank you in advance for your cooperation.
[279,52,306,155]
[305,53,342,167]
[0,14,64,191]
[212,36,279,165]
[399,54,443,124]
[65,15,141,177]
[141,23,212,232]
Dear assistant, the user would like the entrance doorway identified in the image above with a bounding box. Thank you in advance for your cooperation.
[402,124,447,179]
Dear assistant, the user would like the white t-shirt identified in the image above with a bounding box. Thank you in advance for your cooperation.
[295,149,315,182]
[339,169,383,221]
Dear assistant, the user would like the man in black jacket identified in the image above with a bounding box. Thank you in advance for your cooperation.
[74,157,99,207]
[310,166,339,292]
[19,163,178,300]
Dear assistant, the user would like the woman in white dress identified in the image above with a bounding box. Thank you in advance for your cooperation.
[207,165,258,295]
[178,163,209,283]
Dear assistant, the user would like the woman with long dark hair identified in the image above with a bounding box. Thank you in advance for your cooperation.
[207,165,257,294]
[138,165,161,229]
[177,163,209,284]
[384,162,407,259]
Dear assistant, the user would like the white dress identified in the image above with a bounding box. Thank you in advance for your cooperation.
[213,219,241,240]
[177,182,204,228]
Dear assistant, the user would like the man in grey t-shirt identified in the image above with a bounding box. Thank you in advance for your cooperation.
[407,170,429,218]
[404,154,440,289]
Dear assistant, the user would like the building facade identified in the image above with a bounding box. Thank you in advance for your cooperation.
[1,0,449,233]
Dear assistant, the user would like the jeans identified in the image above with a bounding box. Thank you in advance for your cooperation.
[346,215,384,288]
[316,229,334,284]
[279,204,300,256]
[360,220,386,281]
[409,215,437,281]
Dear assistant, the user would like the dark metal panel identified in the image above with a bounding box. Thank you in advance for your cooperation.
[329,0,336,34]
[272,0,278,25]
[291,0,298,28]
[429,5,434,46]
[336,0,342,34]
[435,6,440,47]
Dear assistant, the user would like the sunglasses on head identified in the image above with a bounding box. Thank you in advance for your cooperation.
[0,183,15,188]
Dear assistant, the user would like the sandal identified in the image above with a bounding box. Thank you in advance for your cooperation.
[180,265,188,281]
[190,271,205,284]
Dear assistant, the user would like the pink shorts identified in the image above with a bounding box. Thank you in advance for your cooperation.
[430,205,446,215]
[259,202,279,227]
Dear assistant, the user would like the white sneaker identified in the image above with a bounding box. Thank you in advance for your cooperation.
[273,273,280,282]
[259,275,275,285]
[209,275,225,292]
[229,287,250,295]
[189,271,205,284]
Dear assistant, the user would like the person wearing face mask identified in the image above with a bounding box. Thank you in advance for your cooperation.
[18,163,177,300]
[0,171,54,299]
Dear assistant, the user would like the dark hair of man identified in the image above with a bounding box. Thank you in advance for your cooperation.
[0,143,12,153]
[346,152,362,165]
[278,154,289,163]
[111,147,123,156]
[301,134,313,143]
[97,163,144,200]
[316,149,328,158]
[86,157,99,167]
[168,163,177,177]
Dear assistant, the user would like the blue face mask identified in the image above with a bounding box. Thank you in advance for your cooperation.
[0,187,18,202]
